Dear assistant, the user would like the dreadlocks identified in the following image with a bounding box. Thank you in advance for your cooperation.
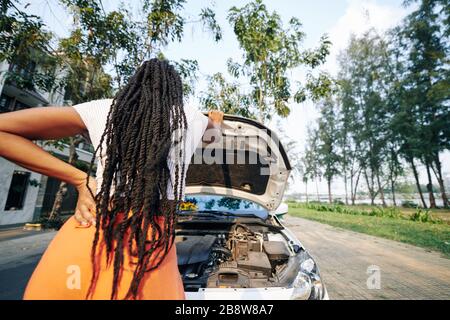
[85,59,187,300]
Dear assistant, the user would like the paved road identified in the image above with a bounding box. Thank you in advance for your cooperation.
[1,217,449,300]
[0,227,48,242]
[283,215,450,300]
[0,232,55,300]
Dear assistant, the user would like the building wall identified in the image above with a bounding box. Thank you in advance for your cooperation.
[0,143,94,226]
[0,158,42,226]
[0,59,93,226]
[0,61,8,96]
[33,175,48,221]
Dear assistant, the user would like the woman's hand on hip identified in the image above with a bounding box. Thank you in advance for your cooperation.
[74,177,97,227]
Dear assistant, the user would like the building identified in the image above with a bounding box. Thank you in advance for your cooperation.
[0,60,94,226]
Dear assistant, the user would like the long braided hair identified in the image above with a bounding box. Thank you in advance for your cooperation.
[86,59,187,299]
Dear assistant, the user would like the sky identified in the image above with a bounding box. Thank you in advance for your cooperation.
[22,0,449,196]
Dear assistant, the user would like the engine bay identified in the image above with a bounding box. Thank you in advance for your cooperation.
[175,217,293,291]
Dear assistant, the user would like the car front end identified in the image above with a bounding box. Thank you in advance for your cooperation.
[178,115,328,300]
[175,198,328,300]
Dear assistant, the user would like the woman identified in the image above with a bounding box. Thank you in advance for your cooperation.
[0,59,224,299]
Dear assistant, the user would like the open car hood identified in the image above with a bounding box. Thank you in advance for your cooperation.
[185,115,291,212]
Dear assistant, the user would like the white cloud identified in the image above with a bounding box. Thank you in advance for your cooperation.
[324,0,410,76]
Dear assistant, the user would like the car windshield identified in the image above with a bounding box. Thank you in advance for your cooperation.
[180,195,269,219]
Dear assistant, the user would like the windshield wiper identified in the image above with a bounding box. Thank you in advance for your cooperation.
[179,210,282,230]
[194,210,264,219]
[198,210,261,219]
[178,210,233,218]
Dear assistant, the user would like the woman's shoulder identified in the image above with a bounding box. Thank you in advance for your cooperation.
[72,98,113,148]
[75,98,113,108]
[97,98,114,105]
[97,98,114,104]
[72,98,113,120]
[72,98,113,112]
[184,102,207,123]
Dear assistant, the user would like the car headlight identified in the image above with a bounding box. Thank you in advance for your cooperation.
[300,258,315,273]
[309,276,325,300]
[291,250,326,300]
[291,272,312,300]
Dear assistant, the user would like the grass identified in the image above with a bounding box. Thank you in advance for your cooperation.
[288,203,450,258]
[336,204,450,223]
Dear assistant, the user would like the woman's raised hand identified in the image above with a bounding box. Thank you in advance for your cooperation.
[208,110,224,124]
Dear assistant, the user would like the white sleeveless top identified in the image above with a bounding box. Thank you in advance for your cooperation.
[72,99,208,199]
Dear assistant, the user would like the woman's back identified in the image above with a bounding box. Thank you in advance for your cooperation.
[72,98,208,198]
[15,59,220,300]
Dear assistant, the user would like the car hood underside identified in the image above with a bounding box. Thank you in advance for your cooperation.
[185,115,291,211]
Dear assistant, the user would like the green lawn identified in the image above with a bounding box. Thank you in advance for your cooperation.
[288,205,450,258]
[337,204,450,223]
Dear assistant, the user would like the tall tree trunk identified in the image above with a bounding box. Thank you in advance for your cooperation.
[327,178,332,204]
[391,178,397,207]
[410,158,427,208]
[425,162,437,209]
[351,168,362,205]
[364,169,375,205]
[344,173,349,205]
[315,178,320,202]
[432,154,449,208]
[48,182,68,220]
[350,169,354,205]
[305,180,309,203]
[49,137,81,221]
[376,172,387,207]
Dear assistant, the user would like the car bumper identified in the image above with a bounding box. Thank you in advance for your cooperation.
[185,287,329,300]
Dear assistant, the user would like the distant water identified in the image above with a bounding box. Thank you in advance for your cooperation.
[288,194,446,207]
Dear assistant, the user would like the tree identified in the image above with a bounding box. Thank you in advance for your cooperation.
[200,72,255,119]
[316,98,341,204]
[226,0,332,123]
[60,0,221,92]
[277,124,302,190]
[388,64,428,208]
[392,0,449,208]
[302,126,322,202]
[336,79,363,205]
[0,0,63,92]
[385,141,404,206]
[337,30,393,206]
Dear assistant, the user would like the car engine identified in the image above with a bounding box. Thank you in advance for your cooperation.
[175,222,292,291]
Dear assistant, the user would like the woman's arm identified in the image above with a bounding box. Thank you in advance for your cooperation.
[0,107,97,226]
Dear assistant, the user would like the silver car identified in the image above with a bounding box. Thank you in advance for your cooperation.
[175,115,328,300]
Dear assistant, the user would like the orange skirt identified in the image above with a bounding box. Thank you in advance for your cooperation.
[23,216,185,300]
